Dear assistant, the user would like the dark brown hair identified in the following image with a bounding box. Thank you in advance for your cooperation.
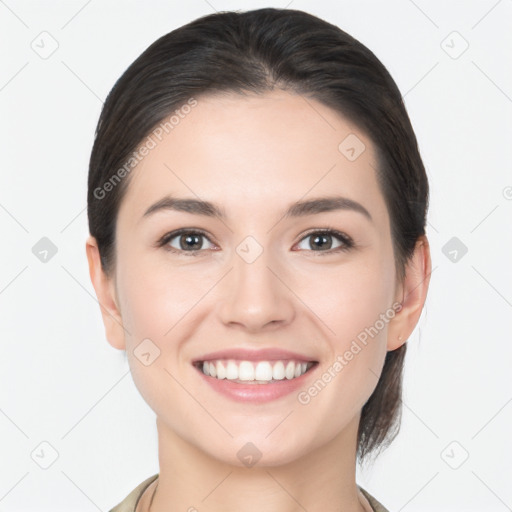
[87,7,429,462]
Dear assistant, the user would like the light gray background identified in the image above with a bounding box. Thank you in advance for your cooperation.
[1,1,511,511]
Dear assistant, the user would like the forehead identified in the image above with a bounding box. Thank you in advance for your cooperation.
[118,90,388,225]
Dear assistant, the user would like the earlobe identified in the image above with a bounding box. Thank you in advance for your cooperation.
[387,235,432,351]
[85,236,126,351]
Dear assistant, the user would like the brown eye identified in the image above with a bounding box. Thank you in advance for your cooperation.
[159,229,216,255]
[296,229,354,254]
[175,233,204,251]
[158,227,354,257]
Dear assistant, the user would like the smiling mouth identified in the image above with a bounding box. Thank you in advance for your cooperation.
[193,359,318,384]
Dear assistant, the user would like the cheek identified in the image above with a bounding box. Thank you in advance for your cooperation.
[114,257,193,413]
[115,246,202,339]
[305,249,395,395]
[305,247,396,342]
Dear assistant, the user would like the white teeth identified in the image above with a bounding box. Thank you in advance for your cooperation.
[216,360,226,379]
[238,361,254,381]
[255,361,273,381]
[285,361,295,379]
[272,361,285,380]
[226,360,238,379]
[199,359,314,382]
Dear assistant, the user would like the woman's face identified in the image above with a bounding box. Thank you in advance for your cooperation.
[105,90,405,466]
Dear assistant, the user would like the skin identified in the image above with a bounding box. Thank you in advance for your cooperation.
[86,89,431,512]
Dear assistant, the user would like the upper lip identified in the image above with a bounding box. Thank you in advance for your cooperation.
[192,348,318,364]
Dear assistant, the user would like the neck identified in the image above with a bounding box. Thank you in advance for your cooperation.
[148,414,368,512]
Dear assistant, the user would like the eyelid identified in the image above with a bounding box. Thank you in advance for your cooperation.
[156,227,217,255]
[297,226,352,244]
[294,227,354,253]
[157,227,354,256]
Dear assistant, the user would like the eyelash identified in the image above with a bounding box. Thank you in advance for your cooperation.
[156,227,355,257]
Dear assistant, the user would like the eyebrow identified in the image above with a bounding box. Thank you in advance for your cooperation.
[142,195,373,223]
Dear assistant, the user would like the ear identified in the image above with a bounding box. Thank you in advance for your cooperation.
[387,235,432,351]
[85,235,126,351]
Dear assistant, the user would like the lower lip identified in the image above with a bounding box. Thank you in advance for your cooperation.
[193,363,318,403]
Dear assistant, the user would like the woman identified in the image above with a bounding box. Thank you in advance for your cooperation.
[86,8,431,512]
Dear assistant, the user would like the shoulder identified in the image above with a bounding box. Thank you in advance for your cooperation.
[107,475,387,512]
[108,474,159,512]
[358,486,391,512]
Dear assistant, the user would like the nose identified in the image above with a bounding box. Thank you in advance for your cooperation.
[217,241,296,333]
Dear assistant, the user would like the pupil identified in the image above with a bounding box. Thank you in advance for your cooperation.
[178,233,334,251]
[312,233,331,250]
[182,234,201,250]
